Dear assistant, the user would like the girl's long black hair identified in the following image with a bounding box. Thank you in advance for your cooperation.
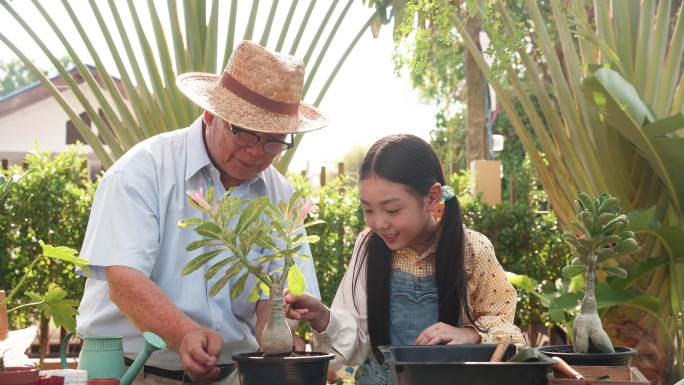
[352,134,483,361]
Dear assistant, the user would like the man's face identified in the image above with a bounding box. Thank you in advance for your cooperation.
[203,111,287,186]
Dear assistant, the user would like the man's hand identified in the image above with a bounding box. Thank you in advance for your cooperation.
[415,322,481,345]
[107,266,226,380]
[284,292,330,332]
[179,328,223,382]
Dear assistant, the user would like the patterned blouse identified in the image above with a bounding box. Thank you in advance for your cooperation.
[314,228,525,368]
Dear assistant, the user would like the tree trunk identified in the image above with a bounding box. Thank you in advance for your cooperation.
[0,290,8,340]
[38,316,49,366]
[464,2,487,165]
[260,280,292,356]
[573,260,614,353]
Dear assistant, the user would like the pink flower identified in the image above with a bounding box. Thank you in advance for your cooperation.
[296,197,318,222]
[189,188,212,212]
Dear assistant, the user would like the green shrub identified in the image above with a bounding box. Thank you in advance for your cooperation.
[288,174,365,306]
[461,198,572,327]
[0,147,96,329]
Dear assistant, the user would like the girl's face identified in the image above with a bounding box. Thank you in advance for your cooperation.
[360,174,441,251]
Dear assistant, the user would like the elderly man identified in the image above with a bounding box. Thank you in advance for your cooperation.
[76,41,327,385]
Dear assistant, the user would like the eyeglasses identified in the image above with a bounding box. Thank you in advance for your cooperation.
[229,123,294,155]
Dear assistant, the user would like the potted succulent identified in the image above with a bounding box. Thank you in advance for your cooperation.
[538,192,640,366]
[179,188,333,385]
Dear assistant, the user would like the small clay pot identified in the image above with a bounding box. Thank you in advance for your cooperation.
[86,378,120,385]
[0,366,40,385]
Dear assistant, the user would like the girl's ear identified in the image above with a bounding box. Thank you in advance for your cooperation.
[425,182,442,211]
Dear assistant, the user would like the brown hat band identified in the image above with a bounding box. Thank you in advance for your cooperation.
[220,72,300,115]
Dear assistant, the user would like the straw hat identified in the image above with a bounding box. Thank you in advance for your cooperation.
[176,40,327,134]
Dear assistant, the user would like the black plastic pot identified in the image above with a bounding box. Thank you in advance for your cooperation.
[379,344,555,385]
[232,351,334,385]
[537,345,637,366]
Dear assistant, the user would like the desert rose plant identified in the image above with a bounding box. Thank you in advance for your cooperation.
[562,192,640,353]
[179,187,322,356]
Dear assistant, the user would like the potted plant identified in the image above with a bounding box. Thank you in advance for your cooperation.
[0,351,40,385]
[0,169,90,371]
[538,192,640,366]
[179,187,333,385]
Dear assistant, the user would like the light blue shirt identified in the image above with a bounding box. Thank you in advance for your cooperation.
[76,117,320,369]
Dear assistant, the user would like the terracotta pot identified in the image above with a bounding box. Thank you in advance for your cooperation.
[0,366,40,385]
[86,379,120,385]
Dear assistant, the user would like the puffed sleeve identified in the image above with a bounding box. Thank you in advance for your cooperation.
[465,231,525,345]
[313,231,373,369]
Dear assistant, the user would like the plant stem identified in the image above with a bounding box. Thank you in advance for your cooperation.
[580,259,597,314]
[1,255,42,306]
[261,280,293,355]
[8,301,44,313]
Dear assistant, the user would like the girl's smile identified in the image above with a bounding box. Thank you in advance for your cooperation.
[359,174,438,251]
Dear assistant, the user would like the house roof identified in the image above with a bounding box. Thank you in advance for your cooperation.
[0,64,125,118]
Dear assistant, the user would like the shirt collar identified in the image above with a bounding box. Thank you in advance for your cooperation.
[185,116,268,192]
[185,117,213,181]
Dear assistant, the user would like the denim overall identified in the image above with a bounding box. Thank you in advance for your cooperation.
[355,270,443,385]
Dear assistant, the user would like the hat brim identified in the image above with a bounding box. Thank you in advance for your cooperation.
[176,73,327,134]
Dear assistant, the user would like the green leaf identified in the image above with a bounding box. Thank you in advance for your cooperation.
[562,264,587,280]
[182,249,223,276]
[186,238,216,251]
[654,226,684,264]
[195,222,222,239]
[259,281,271,297]
[248,284,260,303]
[548,293,581,315]
[506,272,539,292]
[230,273,249,299]
[234,197,269,236]
[644,113,684,136]
[24,291,43,302]
[612,238,640,256]
[601,266,628,278]
[40,284,79,332]
[304,219,326,228]
[210,272,231,297]
[625,206,659,232]
[595,283,660,315]
[178,217,205,229]
[255,234,277,250]
[287,263,306,296]
[293,235,320,245]
[612,256,667,290]
[204,257,239,280]
[205,187,215,207]
[39,240,92,277]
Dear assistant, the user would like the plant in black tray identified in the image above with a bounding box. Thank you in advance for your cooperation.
[539,192,640,365]
[179,187,323,356]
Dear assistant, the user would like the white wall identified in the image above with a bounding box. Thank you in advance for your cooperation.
[0,81,126,170]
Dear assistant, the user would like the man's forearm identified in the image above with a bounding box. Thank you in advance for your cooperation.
[106,265,201,352]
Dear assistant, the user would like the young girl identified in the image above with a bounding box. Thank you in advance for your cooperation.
[285,134,524,384]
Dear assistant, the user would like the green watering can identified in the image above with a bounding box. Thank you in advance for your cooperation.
[60,331,167,385]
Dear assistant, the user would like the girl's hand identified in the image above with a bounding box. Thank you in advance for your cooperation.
[415,322,481,345]
[284,291,331,332]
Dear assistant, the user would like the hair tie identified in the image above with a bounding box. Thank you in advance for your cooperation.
[441,185,455,202]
